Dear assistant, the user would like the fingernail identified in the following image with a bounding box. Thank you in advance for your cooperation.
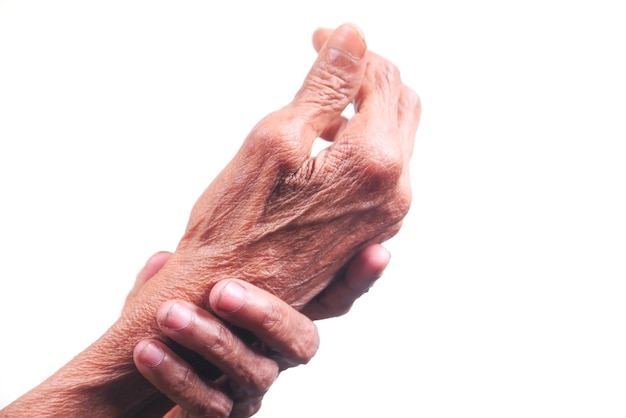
[163,302,192,330]
[327,24,366,63]
[139,342,164,367]
[216,281,246,313]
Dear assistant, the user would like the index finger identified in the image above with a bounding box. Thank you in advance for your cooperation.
[209,279,320,368]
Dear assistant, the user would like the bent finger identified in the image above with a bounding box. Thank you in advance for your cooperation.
[301,244,390,320]
[157,300,280,398]
[209,280,320,368]
[134,339,233,418]
[125,251,172,305]
[316,28,420,167]
[287,23,367,149]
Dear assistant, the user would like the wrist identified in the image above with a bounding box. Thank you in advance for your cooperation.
[0,319,160,417]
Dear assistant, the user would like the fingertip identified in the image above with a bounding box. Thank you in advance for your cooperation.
[326,23,366,62]
[370,243,392,269]
[135,251,172,286]
[157,300,193,331]
[134,340,165,368]
[312,27,333,52]
[209,280,247,314]
[313,24,366,57]
[144,251,173,271]
[343,244,392,293]
[357,243,391,275]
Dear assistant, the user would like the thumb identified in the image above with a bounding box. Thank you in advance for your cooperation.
[288,23,367,143]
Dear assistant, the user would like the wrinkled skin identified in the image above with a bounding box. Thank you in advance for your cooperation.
[123,23,419,318]
[0,23,420,418]
[131,244,390,418]
[117,24,418,417]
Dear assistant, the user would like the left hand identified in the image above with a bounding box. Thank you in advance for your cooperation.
[127,244,389,417]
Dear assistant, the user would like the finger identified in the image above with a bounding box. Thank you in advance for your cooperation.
[310,28,354,143]
[314,27,418,165]
[157,300,280,398]
[355,54,402,128]
[317,27,421,165]
[398,85,422,161]
[163,406,186,418]
[234,24,367,179]
[162,405,182,418]
[319,114,349,142]
[217,375,264,418]
[125,251,172,305]
[285,23,367,150]
[301,244,390,320]
[315,27,406,146]
[209,279,320,369]
[134,339,233,418]
[136,251,172,287]
[314,48,409,218]
[312,27,333,52]
[228,395,263,418]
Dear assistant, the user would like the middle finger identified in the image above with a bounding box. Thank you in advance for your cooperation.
[157,300,280,398]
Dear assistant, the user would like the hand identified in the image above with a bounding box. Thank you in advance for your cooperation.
[0,23,419,417]
[129,244,390,417]
[126,244,391,320]
[174,23,417,306]
[135,282,317,418]
[116,21,418,414]
[121,21,419,327]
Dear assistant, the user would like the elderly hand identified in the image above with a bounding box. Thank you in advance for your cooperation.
[0,23,420,418]
[129,244,390,418]
[122,22,419,325]
[112,22,420,414]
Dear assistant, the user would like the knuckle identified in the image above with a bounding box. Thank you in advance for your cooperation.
[369,58,401,89]
[191,392,233,418]
[203,322,233,358]
[387,189,411,224]
[380,180,412,226]
[291,320,320,364]
[169,365,194,395]
[357,145,404,194]
[260,301,319,366]
[231,396,264,418]
[402,85,421,115]
[394,184,412,219]
[260,299,284,335]
[249,359,279,395]
[277,319,320,367]
[341,146,411,227]
[245,397,263,417]
[246,112,304,169]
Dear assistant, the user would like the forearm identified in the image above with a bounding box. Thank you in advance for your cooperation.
[1,257,236,418]
[0,326,161,417]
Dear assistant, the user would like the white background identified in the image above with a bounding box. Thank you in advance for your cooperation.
[1,1,625,417]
